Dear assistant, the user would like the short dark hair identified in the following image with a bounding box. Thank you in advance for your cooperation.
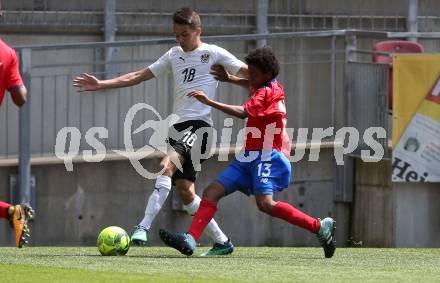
[173,7,201,29]
[245,47,280,79]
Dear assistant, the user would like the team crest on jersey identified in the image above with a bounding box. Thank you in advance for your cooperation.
[200,53,210,63]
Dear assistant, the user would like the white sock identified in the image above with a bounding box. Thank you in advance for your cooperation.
[183,195,229,244]
[139,175,172,230]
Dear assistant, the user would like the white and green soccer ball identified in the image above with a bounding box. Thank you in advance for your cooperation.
[97,226,130,256]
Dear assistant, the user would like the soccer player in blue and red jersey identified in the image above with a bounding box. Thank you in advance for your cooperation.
[158,47,336,258]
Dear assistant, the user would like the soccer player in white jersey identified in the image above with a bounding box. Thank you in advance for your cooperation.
[73,7,248,256]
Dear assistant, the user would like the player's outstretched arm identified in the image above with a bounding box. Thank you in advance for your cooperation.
[211,64,249,89]
[73,67,154,92]
[187,90,246,119]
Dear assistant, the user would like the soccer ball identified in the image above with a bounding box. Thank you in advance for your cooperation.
[97,226,130,256]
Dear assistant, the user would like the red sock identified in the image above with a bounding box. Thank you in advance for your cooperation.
[271,201,321,234]
[188,199,217,241]
[0,201,11,220]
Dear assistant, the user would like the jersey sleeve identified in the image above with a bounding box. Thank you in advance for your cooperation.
[148,49,172,77]
[244,88,267,117]
[214,45,245,75]
[6,51,24,90]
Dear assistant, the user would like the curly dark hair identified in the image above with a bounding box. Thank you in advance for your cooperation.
[245,47,279,79]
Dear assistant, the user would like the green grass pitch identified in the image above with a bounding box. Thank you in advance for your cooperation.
[1,247,439,282]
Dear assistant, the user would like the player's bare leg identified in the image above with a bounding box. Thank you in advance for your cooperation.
[254,194,336,258]
[201,181,226,204]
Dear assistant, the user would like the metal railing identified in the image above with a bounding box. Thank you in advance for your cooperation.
[3,30,351,159]
[2,27,440,202]
[2,0,438,34]
[3,29,440,161]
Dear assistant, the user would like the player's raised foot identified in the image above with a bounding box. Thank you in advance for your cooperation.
[9,203,34,248]
[158,229,196,256]
[200,239,234,257]
[316,217,336,258]
[131,225,148,246]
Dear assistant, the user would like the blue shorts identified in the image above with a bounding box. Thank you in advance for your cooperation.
[216,150,292,196]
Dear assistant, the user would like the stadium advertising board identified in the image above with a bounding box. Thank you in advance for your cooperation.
[392,54,440,182]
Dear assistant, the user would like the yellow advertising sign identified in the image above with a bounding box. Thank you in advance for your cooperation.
[392,54,440,182]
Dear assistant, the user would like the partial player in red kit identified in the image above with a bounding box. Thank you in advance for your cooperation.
[0,201,34,248]
[0,38,27,106]
[159,47,336,258]
[0,37,35,247]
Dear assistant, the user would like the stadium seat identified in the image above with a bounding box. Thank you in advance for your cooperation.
[373,40,424,109]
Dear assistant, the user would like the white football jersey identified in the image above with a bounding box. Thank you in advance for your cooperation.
[148,43,245,125]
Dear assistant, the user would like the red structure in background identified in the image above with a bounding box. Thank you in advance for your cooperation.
[373,40,424,109]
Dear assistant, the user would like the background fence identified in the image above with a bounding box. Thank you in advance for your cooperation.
[346,62,390,159]
[3,0,439,34]
[1,33,349,158]
[3,30,440,160]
